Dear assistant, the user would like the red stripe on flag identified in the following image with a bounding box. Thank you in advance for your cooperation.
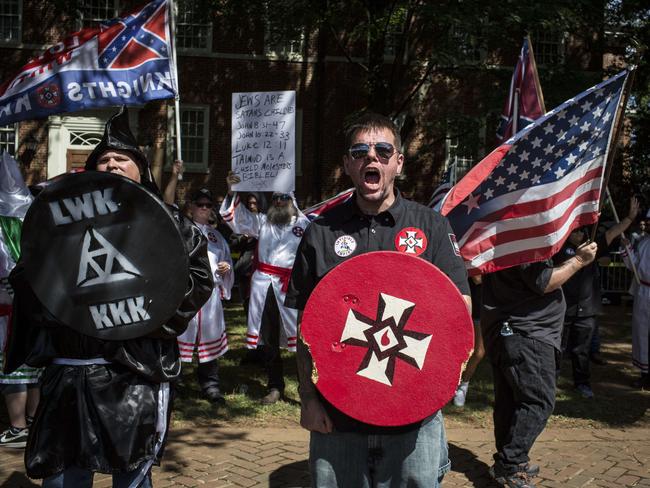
[461,169,603,247]
[479,167,602,223]
[462,187,601,258]
[468,211,599,276]
[441,145,511,215]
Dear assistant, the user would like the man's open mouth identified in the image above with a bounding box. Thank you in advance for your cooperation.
[364,168,380,185]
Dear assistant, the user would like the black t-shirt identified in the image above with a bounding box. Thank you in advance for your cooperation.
[552,233,608,317]
[285,191,470,433]
[481,260,566,351]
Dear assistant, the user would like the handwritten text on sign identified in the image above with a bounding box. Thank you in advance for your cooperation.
[231,90,295,192]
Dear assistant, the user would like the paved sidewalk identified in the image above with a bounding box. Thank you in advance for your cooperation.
[2,426,649,487]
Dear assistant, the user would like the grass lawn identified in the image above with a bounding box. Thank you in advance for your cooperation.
[172,300,650,430]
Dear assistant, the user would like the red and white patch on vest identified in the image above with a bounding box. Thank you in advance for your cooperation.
[207,231,219,243]
[292,226,304,237]
[448,233,461,256]
[301,251,473,426]
[394,227,427,256]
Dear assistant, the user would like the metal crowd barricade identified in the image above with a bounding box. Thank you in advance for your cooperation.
[599,251,634,296]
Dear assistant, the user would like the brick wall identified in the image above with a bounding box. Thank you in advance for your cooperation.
[4,0,609,207]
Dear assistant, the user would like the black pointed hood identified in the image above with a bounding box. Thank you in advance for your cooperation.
[85,106,159,194]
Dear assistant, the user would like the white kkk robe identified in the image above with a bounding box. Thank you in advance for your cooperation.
[623,237,650,373]
[178,224,234,363]
[220,193,309,351]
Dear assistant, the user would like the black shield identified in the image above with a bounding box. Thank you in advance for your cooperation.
[21,171,189,341]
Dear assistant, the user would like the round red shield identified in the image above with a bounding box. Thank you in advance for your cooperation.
[301,251,473,426]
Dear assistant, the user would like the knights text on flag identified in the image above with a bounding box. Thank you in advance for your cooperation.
[0,0,177,126]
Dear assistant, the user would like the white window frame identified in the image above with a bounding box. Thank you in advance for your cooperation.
[175,0,212,53]
[264,18,306,61]
[168,104,210,173]
[77,0,119,30]
[531,29,566,66]
[0,123,18,156]
[0,0,22,44]
[444,119,486,179]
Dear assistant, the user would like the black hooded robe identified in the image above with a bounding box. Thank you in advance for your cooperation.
[3,106,214,478]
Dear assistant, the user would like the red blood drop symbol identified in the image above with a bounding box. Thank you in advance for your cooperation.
[381,330,391,346]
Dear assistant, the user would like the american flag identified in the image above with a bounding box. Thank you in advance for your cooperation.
[441,70,629,275]
[428,161,456,211]
[496,37,546,142]
[303,188,354,221]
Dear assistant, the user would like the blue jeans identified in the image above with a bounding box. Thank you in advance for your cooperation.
[310,410,450,487]
[41,466,152,488]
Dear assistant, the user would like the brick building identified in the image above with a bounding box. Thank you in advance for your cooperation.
[0,0,610,206]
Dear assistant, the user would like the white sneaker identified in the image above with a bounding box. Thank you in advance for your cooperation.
[453,382,469,407]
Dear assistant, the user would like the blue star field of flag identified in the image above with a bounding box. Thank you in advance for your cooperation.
[468,71,626,213]
[98,0,168,69]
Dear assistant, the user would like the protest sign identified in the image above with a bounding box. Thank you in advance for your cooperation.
[231,90,296,192]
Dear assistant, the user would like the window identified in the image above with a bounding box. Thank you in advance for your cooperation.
[79,0,119,29]
[170,105,209,172]
[449,27,485,65]
[69,130,103,147]
[266,31,304,58]
[0,124,16,155]
[445,118,485,179]
[384,8,407,58]
[264,8,306,60]
[176,0,212,51]
[531,29,565,66]
[0,0,21,42]
[445,135,476,179]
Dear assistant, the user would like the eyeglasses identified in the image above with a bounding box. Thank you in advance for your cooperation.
[348,142,396,160]
[272,194,292,201]
[194,202,213,209]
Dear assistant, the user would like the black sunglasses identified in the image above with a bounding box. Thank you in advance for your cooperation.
[348,142,396,160]
[272,193,292,201]
[194,202,213,209]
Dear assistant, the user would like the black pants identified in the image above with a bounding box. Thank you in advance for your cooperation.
[489,333,557,473]
[235,250,254,318]
[560,315,595,386]
[260,285,285,391]
[197,359,220,394]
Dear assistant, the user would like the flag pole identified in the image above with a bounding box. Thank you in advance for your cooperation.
[526,35,546,113]
[606,187,641,285]
[512,89,519,136]
[452,156,458,185]
[168,0,183,180]
[590,68,636,241]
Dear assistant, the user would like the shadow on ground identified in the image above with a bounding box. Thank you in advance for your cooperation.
[449,443,494,487]
[269,460,310,487]
[159,427,248,474]
[0,471,39,488]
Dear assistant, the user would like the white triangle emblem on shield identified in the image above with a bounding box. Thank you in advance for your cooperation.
[77,228,142,287]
